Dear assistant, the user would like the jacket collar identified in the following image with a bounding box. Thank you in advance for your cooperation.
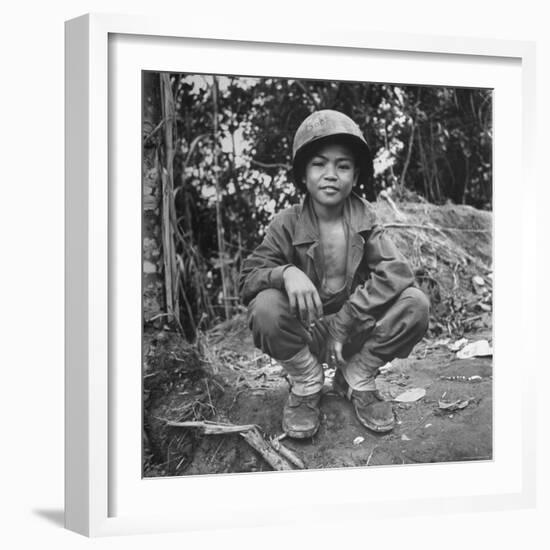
[292,193,376,246]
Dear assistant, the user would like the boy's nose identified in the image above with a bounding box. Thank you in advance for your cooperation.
[324,164,337,179]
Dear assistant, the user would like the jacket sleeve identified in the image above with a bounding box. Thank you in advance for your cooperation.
[238,216,293,306]
[328,225,415,342]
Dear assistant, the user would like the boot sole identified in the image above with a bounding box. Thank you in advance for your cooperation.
[352,404,395,433]
[282,421,319,439]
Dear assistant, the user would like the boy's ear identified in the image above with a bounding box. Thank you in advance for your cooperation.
[353,167,360,186]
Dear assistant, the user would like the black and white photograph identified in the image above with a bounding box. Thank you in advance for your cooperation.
[141,72,493,477]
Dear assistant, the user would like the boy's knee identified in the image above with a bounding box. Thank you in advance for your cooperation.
[400,287,430,332]
[248,289,290,336]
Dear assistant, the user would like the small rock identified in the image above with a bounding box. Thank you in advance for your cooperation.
[401,434,411,441]
[353,436,365,446]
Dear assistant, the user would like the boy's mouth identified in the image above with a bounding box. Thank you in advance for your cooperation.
[320,185,340,193]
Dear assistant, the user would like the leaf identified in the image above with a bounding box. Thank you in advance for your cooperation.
[448,338,468,352]
[456,340,493,359]
[394,388,426,403]
[438,399,470,411]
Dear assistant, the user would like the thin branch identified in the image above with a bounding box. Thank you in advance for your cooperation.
[399,120,416,190]
[143,119,166,145]
[383,222,490,234]
[250,159,291,171]
[165,420,257,434]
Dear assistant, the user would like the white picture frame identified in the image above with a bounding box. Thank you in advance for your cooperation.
[65,13,537,537]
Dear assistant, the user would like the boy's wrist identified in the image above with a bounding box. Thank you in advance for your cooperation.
[328,302,355,343]
[269,264,294,290]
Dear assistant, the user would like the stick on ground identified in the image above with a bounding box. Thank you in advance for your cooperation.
[270,438,306,469]
[240,428,294,471]
[165,420,257,435]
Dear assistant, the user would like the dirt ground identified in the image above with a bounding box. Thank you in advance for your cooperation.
[143,200,493,477]
[143,322,492,476]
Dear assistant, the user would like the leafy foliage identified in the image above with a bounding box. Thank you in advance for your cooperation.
[143,73,492,336]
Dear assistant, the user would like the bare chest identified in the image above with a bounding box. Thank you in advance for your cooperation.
[318,220,348,292]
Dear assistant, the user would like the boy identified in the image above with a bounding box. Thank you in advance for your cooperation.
[239,110,429,439]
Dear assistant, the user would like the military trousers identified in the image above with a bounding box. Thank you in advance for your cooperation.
[248,286,430,391]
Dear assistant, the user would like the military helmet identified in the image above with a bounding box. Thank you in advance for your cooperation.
[292,109,374,190]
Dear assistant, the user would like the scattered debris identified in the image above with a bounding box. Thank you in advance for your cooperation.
[440,374,485,382]
[472,275,487,295]
[378,362,394,373]
[433,338,451,347]
[456,340,493,359]
[394,388,426,402]
[353,436,365,446]
[472,275,485,286]
[438,398,471,411]
[448,338,468,352]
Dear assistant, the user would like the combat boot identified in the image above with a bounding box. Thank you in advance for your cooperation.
[278,346,324,439]
[333,369,394,433]
[282,391,321,439]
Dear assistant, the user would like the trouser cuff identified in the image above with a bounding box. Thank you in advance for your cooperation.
[340,348,384,391]
[279,346,324,396]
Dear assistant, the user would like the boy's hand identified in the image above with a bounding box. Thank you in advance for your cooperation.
[328,338,345,366]
[283,266,323,324]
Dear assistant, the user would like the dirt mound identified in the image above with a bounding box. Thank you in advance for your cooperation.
[143,200,493,477]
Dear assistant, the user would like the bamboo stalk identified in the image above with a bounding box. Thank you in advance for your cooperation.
[211,75,230,319]
[159,74,180,325]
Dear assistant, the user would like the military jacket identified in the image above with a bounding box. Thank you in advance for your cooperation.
[239,193,415,342]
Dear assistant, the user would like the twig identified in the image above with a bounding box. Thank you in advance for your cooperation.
[379,190,406,221]
[400,120,416,189]
[143,118,166,145]
[250,159,291,171]
[366,446,378,466]
[383,222,490,234]
[240,428,294,471]
[204,379,215,414]
[208,439,225,466]
[165,420,257,434]
[270,438,306,469]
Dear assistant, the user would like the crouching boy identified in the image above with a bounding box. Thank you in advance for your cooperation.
[239,110,429,439]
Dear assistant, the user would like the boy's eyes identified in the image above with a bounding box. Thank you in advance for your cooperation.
[311,159,352,169]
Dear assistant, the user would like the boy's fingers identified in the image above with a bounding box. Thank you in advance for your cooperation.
[305,293,317,322]
[288,292,298,316]
[312,291,323,318]
[296,294,307,322]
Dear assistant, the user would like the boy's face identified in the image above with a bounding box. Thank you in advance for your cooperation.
[302,143,358,209]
